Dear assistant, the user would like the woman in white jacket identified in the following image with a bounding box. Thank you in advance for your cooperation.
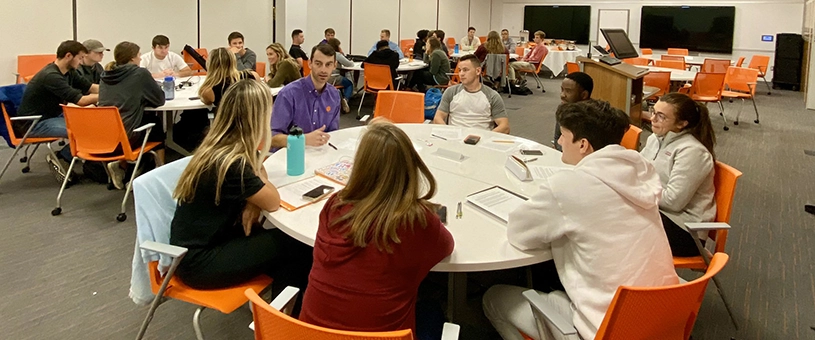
[640,92,717,257]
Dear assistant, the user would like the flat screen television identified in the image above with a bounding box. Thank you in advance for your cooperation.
[639,6,736,54]
[523,6,591,44]
[601,29,639,59]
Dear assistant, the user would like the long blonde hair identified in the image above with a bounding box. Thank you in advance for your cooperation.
[175,79,273,204]
[198,47,242,98]
[332,121,438,252]
[484,31,505,54]
[266,43,298,78]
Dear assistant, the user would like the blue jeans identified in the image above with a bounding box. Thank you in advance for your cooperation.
[29,116,71,160]
[332,75,354,99]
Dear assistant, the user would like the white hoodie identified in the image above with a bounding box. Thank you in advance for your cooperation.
[507,145,678,339]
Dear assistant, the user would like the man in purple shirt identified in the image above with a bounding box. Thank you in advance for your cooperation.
[271,44,341,149]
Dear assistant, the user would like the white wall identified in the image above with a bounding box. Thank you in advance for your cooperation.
[306,0,351,50]
[400,0,438,44]
[438,0,471,45]
[200,0,274,58]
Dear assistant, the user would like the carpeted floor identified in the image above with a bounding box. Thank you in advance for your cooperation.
[0,76,813,339]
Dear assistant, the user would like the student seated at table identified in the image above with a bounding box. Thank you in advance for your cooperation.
[364,40,401,90]
[16,40,99,182]
[501,29,515,52]
[553,72,593,151]
[433,54,509,134]
[474,31,516,83]
[641,92,717,257]
[482,99,678,340]
[326,38,354,113]
[76,39,108,84]
[99,41,166,189]
[320,27,335,45]
[430,30,449,56]
[271,44,340,149]
[199,47,259,109]
[366,29,405,59]
[170,79,312,294]
[228,31,257,72]
[510,31,548,85]
[265,43,302,88]
[413,29,430,60]
[460,27,481,52]
[408,37,449,92]
[299,119,454,337]
[140,35,193,79]
[289,29,309,68]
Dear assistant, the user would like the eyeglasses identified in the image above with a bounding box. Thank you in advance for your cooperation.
[649,107,671,122]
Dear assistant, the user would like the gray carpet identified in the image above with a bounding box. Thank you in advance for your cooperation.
[0,76,813,339]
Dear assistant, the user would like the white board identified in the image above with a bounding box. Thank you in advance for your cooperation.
[597,9,629,47]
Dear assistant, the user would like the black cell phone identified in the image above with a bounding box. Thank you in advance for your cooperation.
[302,185,335,201]
[189,96,200,100]
[436,205,448,225]
[520,149,543,156]
[464,135,481,145]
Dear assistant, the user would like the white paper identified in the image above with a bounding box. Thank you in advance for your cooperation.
[467,187,527,223]
[528,166,568,180]
[430,127,462,140]
[278,176,344,209]
[481,140,518,152]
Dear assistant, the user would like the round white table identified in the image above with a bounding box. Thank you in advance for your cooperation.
[543,49,583,77]
[644,55,733,67]
[261,123,564,321]
[639,65,697,82]
[339,60,428,72]
[449,51,520,60]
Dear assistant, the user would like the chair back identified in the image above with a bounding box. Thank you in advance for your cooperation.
[643,71,671,98]
[709,161,742,252]
[302,61,311,77]
[484,54,509,79]
[479,36,487,43]
[449,64,462,85]
[622,58,649,66]
[245,289,414,340]
[701,59,731,74]
[654,60,685,70]
[566,62,580,74]
[661,55,685,62]
[735,56,745,67]
[0,84,27,144]
[16,54,56,83]
[595,253,729,340]
[723,67,759,95]
[362,63,396,91]
[666,48,689,56]
[620,125,642,151]
[399,39,414,56]
[61,105,132,156]
[640,48,653,55]
[446,38,456,50]
[689,73,725,99]
[256,61,267,77]
[374,91,424,123]
[183,48,208,74]
[747,55,770,76]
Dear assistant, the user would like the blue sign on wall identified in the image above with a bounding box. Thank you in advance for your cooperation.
[761,35,774,42]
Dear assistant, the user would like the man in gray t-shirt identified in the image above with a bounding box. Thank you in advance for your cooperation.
[433,55,510,133]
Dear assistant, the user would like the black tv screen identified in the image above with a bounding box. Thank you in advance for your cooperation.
[524,6,591,44]
[640,6,736,54]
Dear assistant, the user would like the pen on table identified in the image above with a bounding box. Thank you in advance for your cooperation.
[456,202,463,219]
[328,142,338,150]
[492,139,515,144]
[523,157,538,163]
[431,134,448,141]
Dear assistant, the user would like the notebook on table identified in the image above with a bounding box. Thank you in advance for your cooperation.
[466,186,528,223]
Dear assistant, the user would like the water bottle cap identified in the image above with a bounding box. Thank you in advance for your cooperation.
[164,76,174,81]
[289,125,304,136]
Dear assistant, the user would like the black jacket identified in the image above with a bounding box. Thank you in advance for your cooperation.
[99,64,165,136]
[364,49,401,87]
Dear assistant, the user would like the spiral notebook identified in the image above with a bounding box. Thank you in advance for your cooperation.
[314,160,354,185]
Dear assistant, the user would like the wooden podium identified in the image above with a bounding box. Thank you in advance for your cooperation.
[576,56,649,125]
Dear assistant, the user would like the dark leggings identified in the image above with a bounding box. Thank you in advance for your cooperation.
[660,212,702,257]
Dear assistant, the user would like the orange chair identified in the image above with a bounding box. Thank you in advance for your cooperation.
[302,61,311,77]
[478,36,487,44]
[52,106,161,221]
[622,57,649,66]
[643,71,671,99]
[721,67,760,128]
[15,54,56,84]
[524,253,729,340]
[23,75,35,83]
[515,46,525,57]
[246,287,460,340]
[446,37,457,51]
[256,61,267,77]
[357,63,401,117]
[0,86,61,186]
[700,59,731,74]
[620,125,642,150]
[373,91,425,123]
[640,48,653,55]
[566,62,580,74]
[654,59,685,70]
[747,55,772,95]
[399,39,414,56]
[684,72,727,129]
[667,48,689,56]
[183,48,208,75]
[735,56,745,67]
[516,57,546,92]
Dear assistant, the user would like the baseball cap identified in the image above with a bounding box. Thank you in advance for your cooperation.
[83,39,109,52]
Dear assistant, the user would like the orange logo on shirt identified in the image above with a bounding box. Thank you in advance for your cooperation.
[326,106,331,112]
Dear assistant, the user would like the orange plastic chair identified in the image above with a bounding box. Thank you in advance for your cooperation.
[446,38,456,50]
[685,73,726,129]
[620,125,642,150]
[357,63,400,116]
[16,54,56,84]
[0,92,61,186]
[735,56,745,67]
[478,36,487,44]
[721,67,760,127]
[183,48,208,75]
[747,55,771,94]
[52,105,161,221]
[373,91,424,123]
[22,75,35,83]
[654,59,685,70]
[667,48,689,56]
[515,46,525,56]
[399,39,414,56]
[256,61,267,77]
[566,62,580,74]
[622,57,649,66]
[643,71,671,99]
[640,48,653,55]
[700,59,731,74]
[525,253,729,340]
[516,56,546,92]
[302,61,311,77]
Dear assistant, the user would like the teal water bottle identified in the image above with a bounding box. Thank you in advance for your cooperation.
[286,125,305,176]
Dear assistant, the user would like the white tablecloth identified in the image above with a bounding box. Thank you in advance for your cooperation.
[543,49,583,77]
[339,60,428,72]
[639,66,697,82]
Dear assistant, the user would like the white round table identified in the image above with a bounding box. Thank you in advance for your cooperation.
[543,49,583,77]
[339,60,428,72]
[639,65,697,82]
[449,51,520,60]
[261,123,564,321]
[644,55,733,66]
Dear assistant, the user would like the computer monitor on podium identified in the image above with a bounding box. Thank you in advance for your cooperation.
[601,29,639,59]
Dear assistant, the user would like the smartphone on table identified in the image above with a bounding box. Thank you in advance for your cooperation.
[302,185,335,202]
[520,149,543,156]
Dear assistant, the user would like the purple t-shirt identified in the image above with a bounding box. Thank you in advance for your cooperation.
[271,76,340,136]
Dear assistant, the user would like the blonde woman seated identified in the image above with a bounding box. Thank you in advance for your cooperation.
[265,43,302,88]
[299,120,454,337]
[473,31,515,82]
[170,80,312,292]
[198,47,259,109]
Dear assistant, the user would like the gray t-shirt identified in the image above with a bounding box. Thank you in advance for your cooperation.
[437,84,507,130]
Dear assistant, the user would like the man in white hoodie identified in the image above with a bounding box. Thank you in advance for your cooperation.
[482,100,678,340]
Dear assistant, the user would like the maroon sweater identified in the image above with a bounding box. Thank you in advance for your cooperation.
[299,194,455,334]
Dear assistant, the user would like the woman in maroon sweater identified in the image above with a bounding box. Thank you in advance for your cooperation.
[299,120,455,335]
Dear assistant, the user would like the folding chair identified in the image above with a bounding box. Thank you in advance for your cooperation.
[52,105,161,221]
[246,287,461,339]
[721,67,760,127]
[747,55,772,95]
[373,91,425,123]
[357,63,402,117]
[15,54,55,84]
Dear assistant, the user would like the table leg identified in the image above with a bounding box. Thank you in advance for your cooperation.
[446,272,467,323]
[163,110,191,157]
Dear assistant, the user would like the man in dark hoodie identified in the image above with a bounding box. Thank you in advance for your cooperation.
[363,40,401,89]
[99,41,165,189]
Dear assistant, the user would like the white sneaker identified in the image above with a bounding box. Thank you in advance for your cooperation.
[341,98,350,113]
[45,153,68,183]
[107,162,125,190]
